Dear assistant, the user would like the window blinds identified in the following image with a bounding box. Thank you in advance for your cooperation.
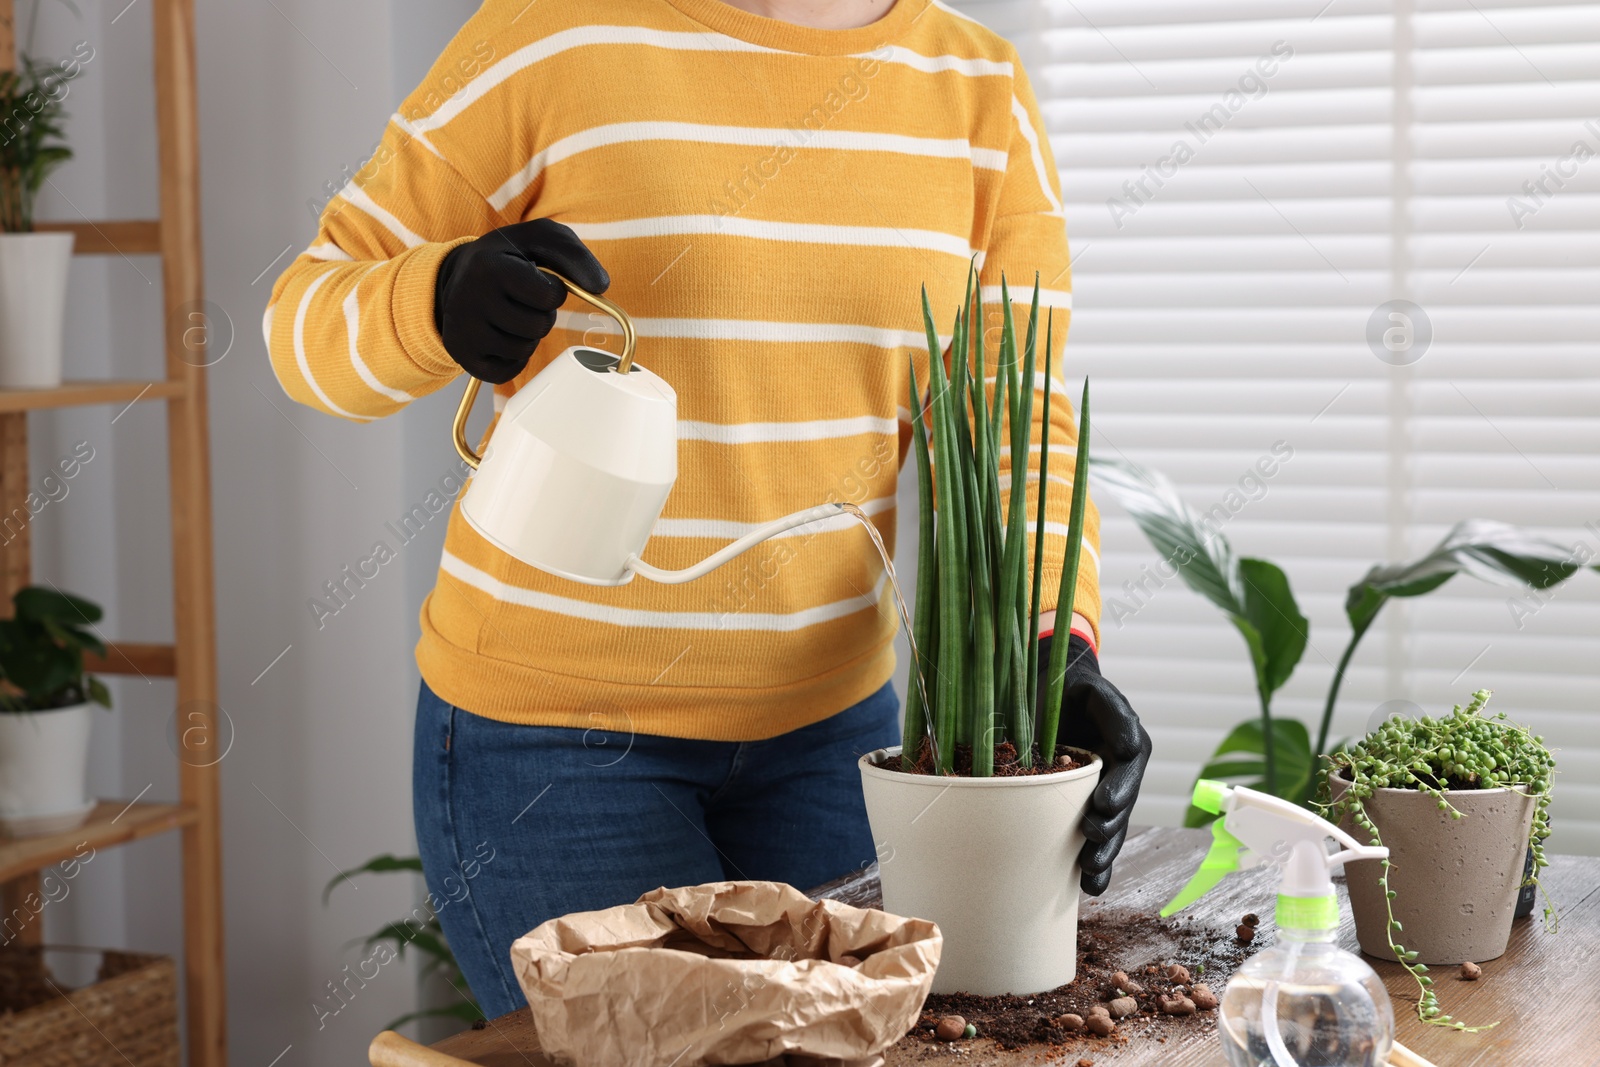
[953,0,1600,851]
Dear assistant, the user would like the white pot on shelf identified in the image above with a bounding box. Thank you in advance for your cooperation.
[858,744,1102,996]
[0,702,95,836]
[0,230,75,389]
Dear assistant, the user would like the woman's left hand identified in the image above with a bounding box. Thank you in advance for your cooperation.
[1035,633,1153,896]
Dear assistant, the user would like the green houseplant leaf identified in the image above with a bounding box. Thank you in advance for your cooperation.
[1087,455,1236,611]
[14,586,103,625]
[902,355,937,770]
[1235,558,1309,700]
[1183,718,1314,826]
[1040,379,1091,763]
[325,854,483,1028]
[323,852,425,904]
[1090,456,1307,797]
[0,55,77,233]
[1317,520,1600,757]
[0,585,111,711]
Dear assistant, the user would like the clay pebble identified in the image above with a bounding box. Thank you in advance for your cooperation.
[1160,995,1197,1016]
[1242,913,1260,927]
[1236,923,1256,943]
[1190,983,1219,1011]
[1085,1013,1117,1036]
[935,1015,967,1041]
[1107,997,1138,1019]
[1110,970,1144,994]
[1054,1013,1085,1032]
[1460,962,1482,981]
[1166,964,1191,984]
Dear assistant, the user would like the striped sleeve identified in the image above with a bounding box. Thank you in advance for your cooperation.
[263,34,512,421]
[983,57,1102,642]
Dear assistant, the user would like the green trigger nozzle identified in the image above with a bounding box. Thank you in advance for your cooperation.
[1161,818,1243,917]
[1160,781,1240,918]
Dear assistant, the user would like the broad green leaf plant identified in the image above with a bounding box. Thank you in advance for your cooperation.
[901,270,1092,775]
[1319,520,1591,758]
[0,586,110,712]
[1091,456,1596,822]
[324,855,484,1031]
[1088,458,1308,808]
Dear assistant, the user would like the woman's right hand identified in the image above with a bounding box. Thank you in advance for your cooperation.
[433,218,610,384]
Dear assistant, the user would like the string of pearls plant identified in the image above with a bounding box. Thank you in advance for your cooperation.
[1318,689,1555,1031]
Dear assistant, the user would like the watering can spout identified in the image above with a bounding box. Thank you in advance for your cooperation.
[625,503,850,585]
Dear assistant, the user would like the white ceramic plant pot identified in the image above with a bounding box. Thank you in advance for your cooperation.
[858,745,1102,995]
[0,231,75,389]
[0,702,95,836]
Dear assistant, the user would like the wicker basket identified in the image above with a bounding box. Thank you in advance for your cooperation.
[0,947,179,1067]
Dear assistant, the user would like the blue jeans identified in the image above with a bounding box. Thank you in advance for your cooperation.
[412,679,900,1018]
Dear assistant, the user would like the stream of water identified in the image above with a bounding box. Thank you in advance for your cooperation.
[837,502,938,766]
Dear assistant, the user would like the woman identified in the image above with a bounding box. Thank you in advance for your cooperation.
[267,0,1150,1018]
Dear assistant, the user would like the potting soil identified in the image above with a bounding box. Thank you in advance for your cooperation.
[903,906,1265,1058]
[886,739,1089,778]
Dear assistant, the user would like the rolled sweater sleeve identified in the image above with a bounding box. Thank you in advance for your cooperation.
[263,29,512,421]
[982,57,1102,644]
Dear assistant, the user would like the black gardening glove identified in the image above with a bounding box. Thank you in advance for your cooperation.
[1036,633,1153,896]
[433,218,610,384]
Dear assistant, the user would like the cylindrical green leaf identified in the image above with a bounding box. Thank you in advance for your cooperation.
[1040,379,1091,764]
[925,293,964,772]
[1026,313,1055,757]
[904,354,938,770]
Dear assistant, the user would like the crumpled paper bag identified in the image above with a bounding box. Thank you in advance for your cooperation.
[510,880,941,1067]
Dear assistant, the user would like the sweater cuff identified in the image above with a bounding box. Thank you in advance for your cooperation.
[393,238,474,379]
[1039,617,1098,656]
[1037,566,1102,652]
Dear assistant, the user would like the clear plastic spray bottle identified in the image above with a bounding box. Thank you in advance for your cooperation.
[1162,780,1396,1067]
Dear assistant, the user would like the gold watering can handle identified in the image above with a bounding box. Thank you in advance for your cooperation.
[452,267,636,470]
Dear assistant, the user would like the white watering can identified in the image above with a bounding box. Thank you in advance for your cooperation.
[452,270,850,586]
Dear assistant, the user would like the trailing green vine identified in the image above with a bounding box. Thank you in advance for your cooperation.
[1318,689,1555,1030]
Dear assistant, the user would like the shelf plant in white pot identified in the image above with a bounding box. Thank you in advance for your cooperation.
[858,276,1101,996]
[0,55,76,389]
[0,586,110,835]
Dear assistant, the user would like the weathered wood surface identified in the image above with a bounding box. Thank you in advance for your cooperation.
[431,827,1596,1067]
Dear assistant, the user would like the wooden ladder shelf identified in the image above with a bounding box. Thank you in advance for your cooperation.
[0,2,225,1066]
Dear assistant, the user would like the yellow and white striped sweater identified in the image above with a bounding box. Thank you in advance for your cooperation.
[265,0,1100,740]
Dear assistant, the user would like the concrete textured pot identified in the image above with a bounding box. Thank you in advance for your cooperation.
[858,745,1101,995]
[0,702,95,836]
[0,231,75,388]
[1330,773,1535,965]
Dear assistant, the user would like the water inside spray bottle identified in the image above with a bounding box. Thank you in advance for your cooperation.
[837,502,937,764]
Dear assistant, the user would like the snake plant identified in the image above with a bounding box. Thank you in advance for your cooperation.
[901,271,1090,776]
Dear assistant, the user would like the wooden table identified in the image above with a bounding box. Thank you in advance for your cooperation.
[430,826,1594,1067]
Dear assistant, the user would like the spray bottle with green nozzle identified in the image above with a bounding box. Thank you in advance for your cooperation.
[1163,779,1396,1067]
